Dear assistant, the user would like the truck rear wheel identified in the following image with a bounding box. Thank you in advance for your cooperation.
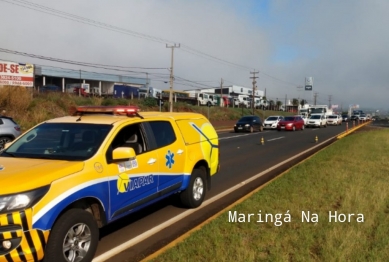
[179,167,207,208]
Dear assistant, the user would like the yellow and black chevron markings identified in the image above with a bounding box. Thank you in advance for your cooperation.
[0,210,50,262]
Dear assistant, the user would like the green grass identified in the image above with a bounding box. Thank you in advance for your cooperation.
[148,128,389,261]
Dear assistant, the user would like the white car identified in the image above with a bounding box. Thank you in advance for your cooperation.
[359,114,367,121]
[263,115,284,129]
[296,115,309,126]
[326,115,342,125]
[306,114,327,128]
[301,115,308,126]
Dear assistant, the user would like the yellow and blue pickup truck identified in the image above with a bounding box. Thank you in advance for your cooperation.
[0,106,219,262]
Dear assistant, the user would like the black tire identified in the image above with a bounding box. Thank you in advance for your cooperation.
[179,167,207,208]
[43,209,99,262]
[0,136,12,150]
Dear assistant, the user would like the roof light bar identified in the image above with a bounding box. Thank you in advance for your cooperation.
[73,106,142,116]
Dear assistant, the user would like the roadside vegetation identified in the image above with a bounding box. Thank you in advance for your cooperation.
[147,128,389,261]
[0,86,293,131]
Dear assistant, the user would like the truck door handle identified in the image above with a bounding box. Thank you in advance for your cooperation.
[147,158,156,165]
[177,149,184,155]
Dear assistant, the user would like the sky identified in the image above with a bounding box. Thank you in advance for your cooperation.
[0,0,387,110]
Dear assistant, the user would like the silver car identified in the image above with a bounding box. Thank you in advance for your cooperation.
[0,116,22,149]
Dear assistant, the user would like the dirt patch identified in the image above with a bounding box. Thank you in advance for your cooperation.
[210,120,237,129]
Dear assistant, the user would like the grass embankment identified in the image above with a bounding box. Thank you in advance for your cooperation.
[0,87,292,131]
[148,128,389,261]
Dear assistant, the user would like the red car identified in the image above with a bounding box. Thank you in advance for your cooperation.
[277,116,305,131]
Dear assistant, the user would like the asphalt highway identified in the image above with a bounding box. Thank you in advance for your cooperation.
[93,124,347,261]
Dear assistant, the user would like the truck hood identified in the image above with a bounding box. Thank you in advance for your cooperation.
[0,158,84,195]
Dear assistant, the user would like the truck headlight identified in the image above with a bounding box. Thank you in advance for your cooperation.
[0,186,50,214]
[245,124,250,127]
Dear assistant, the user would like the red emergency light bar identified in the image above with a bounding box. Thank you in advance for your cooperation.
[72,106,143,118]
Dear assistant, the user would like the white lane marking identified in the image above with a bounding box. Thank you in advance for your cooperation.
[219,131,269,140]
[267,136,284,141]
[93,134,338,262]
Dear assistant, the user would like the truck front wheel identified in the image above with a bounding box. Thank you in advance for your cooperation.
[180,167,207,208]
[43,209,99,262]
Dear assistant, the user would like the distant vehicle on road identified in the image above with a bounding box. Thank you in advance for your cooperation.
[359,114,367,121]
[342,114,349,122]
[277,116,305,131]
[350,115,359,121]
[306,114,327,128]
[234,115,263,133]
[327,115,342,126]
[297,115,309,126]
[263,116,283,130]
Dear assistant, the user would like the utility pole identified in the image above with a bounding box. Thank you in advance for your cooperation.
[264,87,267,109]
[328,95,332,109]
[146,72,149,97]
[220,78,223,107]
[284,94,287,111]
[166,43,180,112]
[314,92,318,105]
[250,70,259,115]
[79,69,81,97]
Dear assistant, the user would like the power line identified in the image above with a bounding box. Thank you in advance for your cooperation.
[1,0,173,44]
[1,0,301,88]
[0,56,218,92]
[0,47,167,71]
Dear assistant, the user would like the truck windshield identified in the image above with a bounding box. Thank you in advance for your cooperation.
[310,108,326,114]
[2,123,112,161]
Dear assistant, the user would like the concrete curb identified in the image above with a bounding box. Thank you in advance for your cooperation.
[337,121,372,139]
